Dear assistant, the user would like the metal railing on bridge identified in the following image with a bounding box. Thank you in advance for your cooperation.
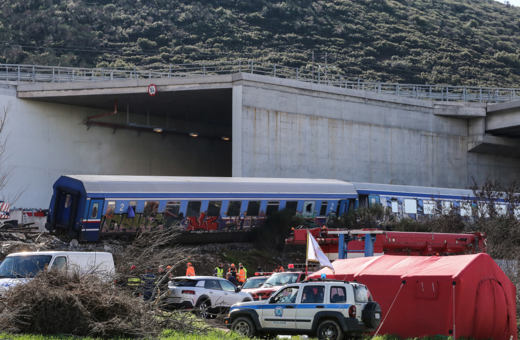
[1,61,518,104]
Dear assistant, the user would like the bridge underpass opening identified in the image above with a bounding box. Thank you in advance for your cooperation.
[30,88,233,177]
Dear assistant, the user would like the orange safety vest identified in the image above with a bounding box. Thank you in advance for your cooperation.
[238,268,246,282]
[186,266,196,277]
[275,267,284,273]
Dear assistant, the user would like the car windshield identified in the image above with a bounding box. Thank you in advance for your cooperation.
[242,277,267,289]
[263,273,299,286]
[0,255,52,278]
[169,279,198,287]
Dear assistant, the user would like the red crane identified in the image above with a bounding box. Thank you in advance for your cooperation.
[286,228,486,260]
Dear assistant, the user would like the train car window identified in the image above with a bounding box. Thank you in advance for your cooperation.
[165,201,181,218]
[143,201,159,218]
[187,201,202,217]
[390,199,399,213]
[106,201,116,218]
[319,201,328,216]
[460,202,472,217]
[64,195,72,208]
[496,204,507,216]
[442,201,453,215]
[247,201,261,216]
[227,201,241,217]
[404,199,417,214]
[302,201,315,217]
[207,201,222,217]
[266,201,280,216]
[285,201,298,215]
[514,207,520,219]
[359,195,369,208]
[423,201,435,215]
[90,203,99,219]
[348,199,356,212]
[479,204,490,218]
[129,201,137,213]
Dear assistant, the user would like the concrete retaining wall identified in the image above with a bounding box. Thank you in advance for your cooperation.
[233,80,520,188]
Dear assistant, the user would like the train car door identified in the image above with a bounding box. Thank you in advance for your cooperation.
[85,199,104,241]
[52,187,80,238]
[338,200,349,215]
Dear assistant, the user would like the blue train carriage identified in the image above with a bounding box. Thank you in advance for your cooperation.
[351,183,480,219]
[46,176,358,242]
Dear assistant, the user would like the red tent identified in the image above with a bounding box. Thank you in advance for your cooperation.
[309,254,516,340]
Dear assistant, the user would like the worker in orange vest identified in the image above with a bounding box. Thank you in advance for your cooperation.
[237,264,247,285]
[274,264,284,273]
[186,262,196,277]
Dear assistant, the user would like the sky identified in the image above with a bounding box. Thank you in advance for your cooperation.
[496,0,520,6]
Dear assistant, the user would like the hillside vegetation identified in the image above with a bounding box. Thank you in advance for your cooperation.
[1,0,520,86]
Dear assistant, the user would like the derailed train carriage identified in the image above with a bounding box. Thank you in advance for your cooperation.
[45,176,358,242]
[45,175,492,243]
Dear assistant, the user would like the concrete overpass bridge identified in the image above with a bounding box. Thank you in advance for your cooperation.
[1,61,520,208]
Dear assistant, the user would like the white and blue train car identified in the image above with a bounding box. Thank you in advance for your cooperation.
[45,176,358,242]
[352,183,478,219]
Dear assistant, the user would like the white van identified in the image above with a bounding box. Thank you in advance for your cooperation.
[0,251,115,295]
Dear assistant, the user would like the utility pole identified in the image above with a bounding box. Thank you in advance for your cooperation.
[312,50,315,83]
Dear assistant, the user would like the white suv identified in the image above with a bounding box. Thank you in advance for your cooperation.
[224,278,381,340]
[167,276,253,318]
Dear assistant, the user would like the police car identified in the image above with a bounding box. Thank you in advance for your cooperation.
[224,278,381,340]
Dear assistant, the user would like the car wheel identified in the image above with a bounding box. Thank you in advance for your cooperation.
[231,316,256,337]
[196,300,211,319]
[317,320,344,340]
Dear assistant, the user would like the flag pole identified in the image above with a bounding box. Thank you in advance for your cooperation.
[305,230,309,276]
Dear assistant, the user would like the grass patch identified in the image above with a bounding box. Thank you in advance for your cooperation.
[1,332,459,340]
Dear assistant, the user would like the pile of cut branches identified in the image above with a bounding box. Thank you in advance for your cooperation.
[0,227,207,338]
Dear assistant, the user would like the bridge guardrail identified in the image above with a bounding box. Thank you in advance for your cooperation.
[0,61,518,103]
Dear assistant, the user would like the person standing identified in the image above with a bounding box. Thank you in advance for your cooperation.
[214,263,224,278]
[238,264,247,286]
[238,263,247,280]
[226,272,237,286]
[274,264,284,273]
[228,263,237,278]
[186,262,196,277]
[141,267,156,302]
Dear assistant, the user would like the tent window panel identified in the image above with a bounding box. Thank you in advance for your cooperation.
[266,201,279,216]
[207,201,222,217]
[404,199,417,214]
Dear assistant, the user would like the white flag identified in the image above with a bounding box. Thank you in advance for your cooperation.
[307,231,335,274]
